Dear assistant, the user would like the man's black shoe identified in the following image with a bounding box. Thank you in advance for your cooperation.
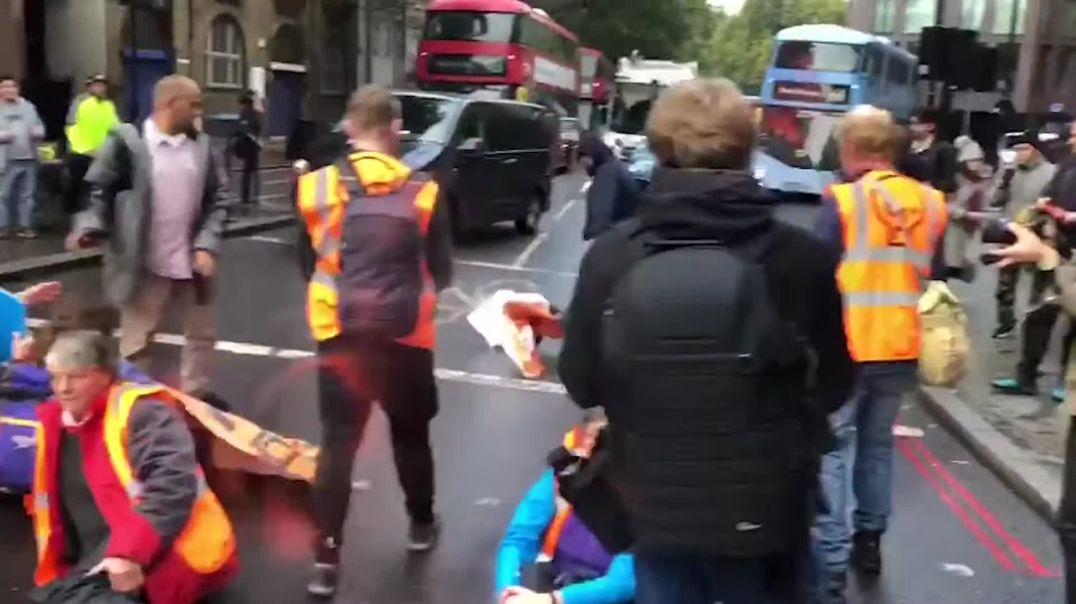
[851,531,883,575]
[407,515,441,552]
[306,562,339,598]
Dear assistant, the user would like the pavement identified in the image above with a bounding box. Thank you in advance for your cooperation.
[0,165,297,279]
[0,178,1066,602]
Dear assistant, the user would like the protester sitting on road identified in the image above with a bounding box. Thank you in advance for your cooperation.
[813,106,947,603]
[578,132,639,241]
[28,330,237,604]
[991,219,1076,603]
[559,78,855,604]
[495,414,635,604]
[66,75,229,410]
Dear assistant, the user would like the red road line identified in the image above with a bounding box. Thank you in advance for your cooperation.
[897,438,1019,572]
[910,439,1061,578]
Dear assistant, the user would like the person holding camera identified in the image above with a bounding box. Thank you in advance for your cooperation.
[990,132,1058,342]
[991,221,1076,600]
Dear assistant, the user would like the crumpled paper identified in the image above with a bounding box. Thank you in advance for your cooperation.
[467,290,563,378]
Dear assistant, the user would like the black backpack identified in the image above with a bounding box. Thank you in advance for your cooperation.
[599,232,813,556]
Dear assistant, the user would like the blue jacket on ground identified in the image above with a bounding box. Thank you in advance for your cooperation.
[495,469,635,604]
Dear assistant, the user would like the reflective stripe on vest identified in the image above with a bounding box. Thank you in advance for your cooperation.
[300,153,439,346]
[102,384,235,574]
[32,384,236,585]
[835,172,946,362]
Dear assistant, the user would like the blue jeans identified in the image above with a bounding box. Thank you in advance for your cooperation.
[634,552,776,604]
[0,160,36,230]
[815,362,917,574]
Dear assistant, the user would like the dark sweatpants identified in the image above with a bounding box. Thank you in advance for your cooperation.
[311,336,439,556]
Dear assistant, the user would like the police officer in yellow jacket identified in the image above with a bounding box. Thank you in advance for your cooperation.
[296,85,453,598]
[64,74,118,214]
[813,106,947,603]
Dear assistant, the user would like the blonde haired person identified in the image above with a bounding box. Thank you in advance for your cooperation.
[559,78,854,604]
[813,105,947,603]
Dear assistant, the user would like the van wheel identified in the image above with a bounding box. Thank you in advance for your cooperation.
[516,196,542,235]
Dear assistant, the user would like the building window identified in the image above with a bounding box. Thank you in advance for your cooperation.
[902,0,936,34]
[993,0,1027,35]
[875,0,897,33]
[962,0,985,30]
[206,15,245,88]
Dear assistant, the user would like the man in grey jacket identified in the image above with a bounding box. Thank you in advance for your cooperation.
[0,74,45,238]
[66,75,227,402]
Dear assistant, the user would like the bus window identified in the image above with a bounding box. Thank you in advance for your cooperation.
[424,11,516,43]
[863,45,885,77]
[774,41,862,73]
[758,106,842,171]
[887,58,911,84]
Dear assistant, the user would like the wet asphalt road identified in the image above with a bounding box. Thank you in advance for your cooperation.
[0,173,1066,603]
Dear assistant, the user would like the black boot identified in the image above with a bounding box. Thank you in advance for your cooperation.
[307,537,341,598]
[850,531,883,575]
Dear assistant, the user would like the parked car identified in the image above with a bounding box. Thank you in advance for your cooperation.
[294,91,555,240]
[554,117,580,174]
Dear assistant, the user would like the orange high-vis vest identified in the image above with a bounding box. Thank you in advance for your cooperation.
[31,383,236,586]
[831,170,948,363]
[538,428,582,562]
[297,151,440,348]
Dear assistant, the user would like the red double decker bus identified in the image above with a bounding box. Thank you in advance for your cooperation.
[578,47,615,130]
[417,0,579,115]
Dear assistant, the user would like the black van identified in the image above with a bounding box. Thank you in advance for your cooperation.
[298,91,556,238]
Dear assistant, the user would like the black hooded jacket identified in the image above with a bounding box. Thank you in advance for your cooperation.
[558,167,855,552]
[579,133,640,240]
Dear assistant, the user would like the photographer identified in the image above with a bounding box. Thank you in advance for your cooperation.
[990,132,1057,341]
[991,221,1076,600]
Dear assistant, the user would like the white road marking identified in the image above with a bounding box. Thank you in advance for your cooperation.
[555,199,577,221]
[512,233,549,268]
[580,180,591,194]
[25,318,568,396]
[456,260,577,278]
[247,235,290,245]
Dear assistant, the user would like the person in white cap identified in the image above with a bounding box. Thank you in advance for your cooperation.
[943,135,992,280]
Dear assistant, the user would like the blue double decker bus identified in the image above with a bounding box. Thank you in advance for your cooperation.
[755,24,918,198]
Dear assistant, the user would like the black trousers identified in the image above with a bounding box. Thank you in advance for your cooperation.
[1017,304,1076,386]
[997,266,1053,333]
[311,336,439,554]
[1060,417,1076,602]
[238,149,259,206]
[63,153,93,215]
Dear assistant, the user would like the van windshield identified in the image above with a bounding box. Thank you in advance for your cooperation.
[398,95,462,145]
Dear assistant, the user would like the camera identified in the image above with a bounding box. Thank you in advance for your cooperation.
[980,202,1073,265]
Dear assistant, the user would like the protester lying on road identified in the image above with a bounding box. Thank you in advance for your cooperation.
[495,415,635,604]
[28,331,237,604]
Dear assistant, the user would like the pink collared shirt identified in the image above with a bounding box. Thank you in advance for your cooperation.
[143,119,202,279]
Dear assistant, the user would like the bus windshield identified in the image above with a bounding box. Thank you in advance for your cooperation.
[758,106,841,171]
[614,100,652,135]
[423,11,517,43]
[774,41,861,72]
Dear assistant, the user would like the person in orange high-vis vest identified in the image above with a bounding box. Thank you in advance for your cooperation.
[296,85,453,599]
[30,331,236,604]
[812,106,947,603]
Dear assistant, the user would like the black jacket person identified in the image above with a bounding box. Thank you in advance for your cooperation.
[558,79,854,604]
[579,132,640,240]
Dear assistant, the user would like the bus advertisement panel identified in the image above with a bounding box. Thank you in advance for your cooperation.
[417,0,579,115]
[756,24,917,197]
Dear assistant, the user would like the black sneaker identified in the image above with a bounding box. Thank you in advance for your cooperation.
[824,570,848,604]
[992,326,1016,339]
[407,515,441,552]
[850,531,883,576]
[306,562,339,598]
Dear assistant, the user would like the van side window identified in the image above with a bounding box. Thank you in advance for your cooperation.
[455,104,484,145]
[483,104,519,152]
